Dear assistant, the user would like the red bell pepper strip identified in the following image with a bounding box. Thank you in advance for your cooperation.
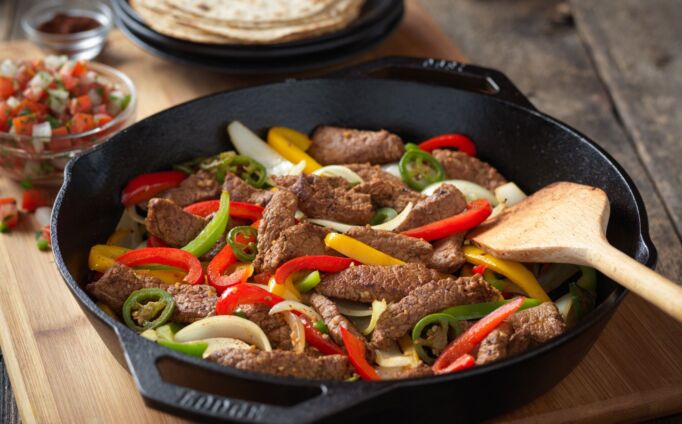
[206,244,253,294]
[121,171,187,207]
[301,318,345,356]
[0,198,19,232]
[434,354,475,375]
[146,235,168,247]
[215,284,283,316]
[419,134,477,157]
[184,200,264,222]
[341,327,380,381]
[472,264,487,275]
[432,296,525,374]
[274,256,355,285]
[21,189,49,212]
[214,267,252,295]
[401,199,492,241]
[116,247,203,285]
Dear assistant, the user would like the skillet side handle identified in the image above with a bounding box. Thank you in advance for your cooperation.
[330,56,537,111]
[117,329,395,423]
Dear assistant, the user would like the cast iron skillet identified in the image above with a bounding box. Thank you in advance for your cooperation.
[52,57,656,423]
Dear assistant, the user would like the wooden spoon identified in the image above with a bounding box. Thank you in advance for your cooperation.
[470,181,682,322]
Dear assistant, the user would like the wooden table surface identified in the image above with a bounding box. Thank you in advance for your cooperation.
[1,0,681,423]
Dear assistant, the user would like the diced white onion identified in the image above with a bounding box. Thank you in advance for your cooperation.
[312,165,364,186]
[44,55,67,71]
[88,88,103,106]
[35,207,52,227]
[201,337,251,359]
[5,96,19,109]
[82,70,97,85]
[281,311,305,354]
[335,299,373,317]
[32,122,51,153]
[174,315,272,351]
[361,300,387,335]
[228,121,294,176]
[371,202,413,231]
[422,180,497,206]
[48,89,69,115]
[269,300,322,323]
[381,162,401,178]
[0,59,17,77]
[29,71,53,90]
[494,182,526,207]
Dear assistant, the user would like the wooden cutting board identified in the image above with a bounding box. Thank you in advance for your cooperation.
[0,1,680,423]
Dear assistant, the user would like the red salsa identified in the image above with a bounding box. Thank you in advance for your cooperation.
[37,13,101,35]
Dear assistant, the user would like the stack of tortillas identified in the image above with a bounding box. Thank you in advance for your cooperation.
[130,0,366,44]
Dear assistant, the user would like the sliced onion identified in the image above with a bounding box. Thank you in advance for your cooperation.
[375,348,417,368]
[287,160,307,176]
[126,205,147,225]
[281,311,305,354]
[361,299,387,335]
[174,315,272,351]
[381,162,401,178]
[307,218,355,233]
[335,299,373,317]
[371,202,413,231]
[486,202,507,221]
[269,300,322,323]
[422,180,497,205]
[313,165,364,186]
[201,337,251,359]
[34,206,52,227]
[555,292,572,321]
[494,182,526,207]
[228,121,294,176]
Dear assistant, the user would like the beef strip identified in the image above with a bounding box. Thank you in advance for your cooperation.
[272,174,373,225]
[145,198,207,247]
[239,304,292,350]
[345,227,433,264]
[394,184,467,232]
[371,275,499,350]
[258,223,336,273]
[475,302,566,365]
[308,126,405,165]
[316,263,447,303]
[253,190,298,272]
[307,293,368,354]
[432,149,507,191]
[345,162,404,185]
[161,170,221,207]
[391,364,435,380]
[207,347,352,380]
[427,232,466,273]
[352,178,425,211]
[166,283,217,323]
[223,172,273,207]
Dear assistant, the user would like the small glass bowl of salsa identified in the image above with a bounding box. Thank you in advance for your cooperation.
[22,1,113,60]
[0,56,136,185]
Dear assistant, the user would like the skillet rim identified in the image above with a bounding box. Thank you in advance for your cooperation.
[51,76,654,392]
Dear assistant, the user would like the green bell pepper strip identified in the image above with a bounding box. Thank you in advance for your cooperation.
[122,288,176,332]
[369,208,398,225]
[294,270,321,293]
[482,270,509,291]
[158,339,208,358]
[313,319,329,334]
[398,149,445,191]
[442,298,541,321]
[182,191,230,257]
[227,225,258,262]
[225,155,267,188]
[577,266,597,292]
[412,313,463,364]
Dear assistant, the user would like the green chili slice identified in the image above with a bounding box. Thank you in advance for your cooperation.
[404,143,422,152]
[412,313,462,364]
[369,208,398,225]
[227,226,258,262]
[313,319,329,334]
[122,288,175,332]
[398,149,445,191]
[183,191,230,257]
[225,155,267,188]
[294,270,321,293]
[158,339,208,358]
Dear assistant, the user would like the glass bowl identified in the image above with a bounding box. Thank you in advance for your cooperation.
[0,63,136,186]
[22,1,113,60]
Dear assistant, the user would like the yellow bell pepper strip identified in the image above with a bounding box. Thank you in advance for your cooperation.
[136,269,187,284]
[268,276,302,301]
[182,191,230,257]
[268,127,312,151]
[267,129,321,174]
[88,244,187,284]
[463,246,550,302]
[324,233,405,266]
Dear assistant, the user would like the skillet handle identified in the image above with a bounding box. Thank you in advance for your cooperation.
[117,329,394,423]
[332,56,537,111]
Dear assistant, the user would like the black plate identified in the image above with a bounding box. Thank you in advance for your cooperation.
[52,57,655,423]
[112,0,403,59]
[114,5,404,74]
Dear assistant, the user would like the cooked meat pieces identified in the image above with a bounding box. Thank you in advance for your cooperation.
[427,232,466,273]
[316,263,446,303]
[239,304,292,350]
[475,303,566,365]
[257,223,336,273]
[345,227,433,264]
[352,178,425,211]
[394,184,468,232]
[166,283,217,323]
[345,163,404,185]
[432,149,507,191]
[145,198,206,247]
[161,170,221,207]
[390,364,435,380]
[308,126,405,165]
[307,293,366,352]
[273,174,373,225]
[86,263,162,312]
[207,347,352,380]
[253,190,298,272]
[223,172,273,207]
[371,275,499,350]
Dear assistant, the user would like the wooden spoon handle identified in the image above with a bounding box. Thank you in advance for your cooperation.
[584,243,682,322]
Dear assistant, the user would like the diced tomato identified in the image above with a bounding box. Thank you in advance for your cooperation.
[52,126,68,136]
[0,77,15,99]
[0,103,11,132]
[14,98,47,117]
[94,113,113,127]
[93,104,107,115]
[12,115,35,136]
[49,128,72,151]
[21,189,50,212]
[15,66,34,90]
[69,113,95,134]
[70,95,92,114]
[22,86,44,102]
[71,61,87,77]
[41,225,51,244]
[0,198,19,231]
[59,74,77,91]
